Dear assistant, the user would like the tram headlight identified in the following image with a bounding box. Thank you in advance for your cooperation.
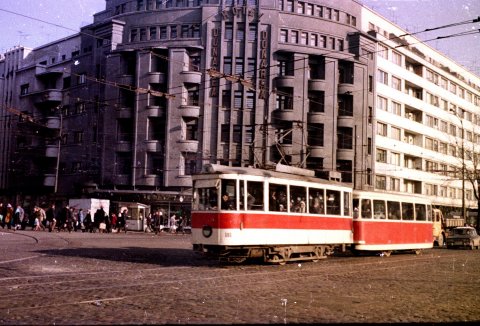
[202,225,213,238]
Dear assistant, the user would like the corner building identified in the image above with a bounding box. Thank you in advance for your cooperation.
[0,0,477,216]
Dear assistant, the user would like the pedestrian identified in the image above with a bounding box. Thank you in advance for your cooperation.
[5,204,14,230]
[170,214,176,234]
[14,204,24,231]
[46,204,57,232]
[117,208,127,233]
[94,206,107,233]
[110,213,117,232]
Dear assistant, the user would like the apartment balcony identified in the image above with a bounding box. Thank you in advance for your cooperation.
[180,70,202,84]
[144,140,163,152]
[146,105,165,117]
[307,112,325,124]
[117,75,134,86]
[32,89,62,104]
[45,144,59,158]
[116,107,133,119]
[139,175,161,186]
[43,174,56,187]
[272,109,295,122]
[35,66,63,77]
[337,116,354,128]
[338,83,354,94]
[148,72,166,84]
[179,105,200,118]
[308,146,325,157]
[277,143,294,156]
[116,141,132,152]
[275,75,295,88]
[178,140,199,153]
[308,79,326,92]
[46,116,61,129]
[337,148,354,161]
[114,174,130,185]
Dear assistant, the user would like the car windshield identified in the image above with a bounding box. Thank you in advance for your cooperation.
[453,228,476,236]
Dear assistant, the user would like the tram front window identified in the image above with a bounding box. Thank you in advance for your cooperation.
[195,187,218,211]
[361,199,372,218]
[221,180,237,210]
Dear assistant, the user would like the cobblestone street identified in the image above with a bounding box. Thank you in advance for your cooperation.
[0,230,479,324]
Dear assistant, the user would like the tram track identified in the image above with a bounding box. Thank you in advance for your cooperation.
[0,249,454,311]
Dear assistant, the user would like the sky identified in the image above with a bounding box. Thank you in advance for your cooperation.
[0,0,479,73]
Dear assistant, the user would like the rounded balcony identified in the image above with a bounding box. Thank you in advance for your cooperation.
[146,105,165,117]
[177,140,199,153]
[114,174,130,185]
[144,140,163,152]
[140,175,161,186]
[33,89,62,104]
[337,116,354,128]
[308,79,326,91]
[307,112,325,124]
[338,83,355,94]
[116,141,132,152]
[116,107,133,119]
[272,109,295,122]
[176,175,192,187]
[46,116,61,129]
[45,144,59,158]
[274,75,295,88]
[43,174,56,187]
[181,70,202,84]
[179,105,200,118]
[337,148,354,161]
[278,144,294,156]
[148,72,166,84]
[117,74,134,86]
[308,146,325,157]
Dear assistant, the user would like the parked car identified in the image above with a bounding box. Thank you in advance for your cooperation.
[446,226,480,249]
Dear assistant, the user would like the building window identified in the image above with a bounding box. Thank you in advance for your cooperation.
[338,94,353,116]
[377,69,388,85]
[378,44,388,59]
[286,0,293,12]
[181,25,189,38]
[377,122,387,136]
[160,26,167,39]
[235,57,244,76]
[186,84,199,106]
[392,51,402,66]
[392,76,401,91]
[223,57,232,75]
[248,24,257,41]
[77,73,86,85]
[222,89,231,108]
[184,118,198,140]
[290,31,298,43]
[150,27,157,40]
[390,177,400,191]
[221,124,229,142]
[225,22,233,40]
[391,127,401,141]
[182,152,197,175]
[140,28,147,41]
[377,96,388,111]
[280,29,288,43]
[74,131,83,144]
[376,148,386,163]
[170,25,177,38]
[236,23,245,41]
[307,123,324,146]
[300,32,308,45]
[376,175,386,190]
[337,127,353,149]
[308,91,324,113]
[310,34,318,46]
[391,152,401,166]
[391,101,401,115]
[234,91,243,109]
[20,84,29,95]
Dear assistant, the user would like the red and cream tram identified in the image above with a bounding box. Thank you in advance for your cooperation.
[191,164,433,264]
[352,191,433,256]
[191,164,353,263]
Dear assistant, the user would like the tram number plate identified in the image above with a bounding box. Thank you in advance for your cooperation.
[224,232,232,238]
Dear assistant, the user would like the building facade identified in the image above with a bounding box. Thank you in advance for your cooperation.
[0,0,478,216]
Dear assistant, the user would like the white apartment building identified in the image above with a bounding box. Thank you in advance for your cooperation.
[362,6,480,213]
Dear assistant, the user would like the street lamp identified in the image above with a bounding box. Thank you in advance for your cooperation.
[450,109,466,219]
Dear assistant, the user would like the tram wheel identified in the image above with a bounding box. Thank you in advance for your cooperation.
[312,247,324,262]
[414,249,422,255]
[381,251,392,257]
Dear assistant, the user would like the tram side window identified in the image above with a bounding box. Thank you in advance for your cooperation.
[401,202,414,220]
[196,187,218,211]
[426,205,432,221]
[269,184,287,211]
[309,188,325,214]
[361,199,372,218]
[247,181,264,210]
[326,190,340,215]
[373,200,386,219]
[290,186,306,213]
[415,204,426,221]
[387,201,401,220]
[353,198,359,218]
[221,180,236,210]
[344,192,350,216]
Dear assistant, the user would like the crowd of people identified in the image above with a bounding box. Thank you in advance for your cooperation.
[0,202,189,234]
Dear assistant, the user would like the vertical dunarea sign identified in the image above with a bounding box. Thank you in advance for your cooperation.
[258,28,269,100]
[210,27,220,97]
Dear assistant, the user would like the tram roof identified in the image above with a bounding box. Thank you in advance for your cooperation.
[193,164,352,189]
